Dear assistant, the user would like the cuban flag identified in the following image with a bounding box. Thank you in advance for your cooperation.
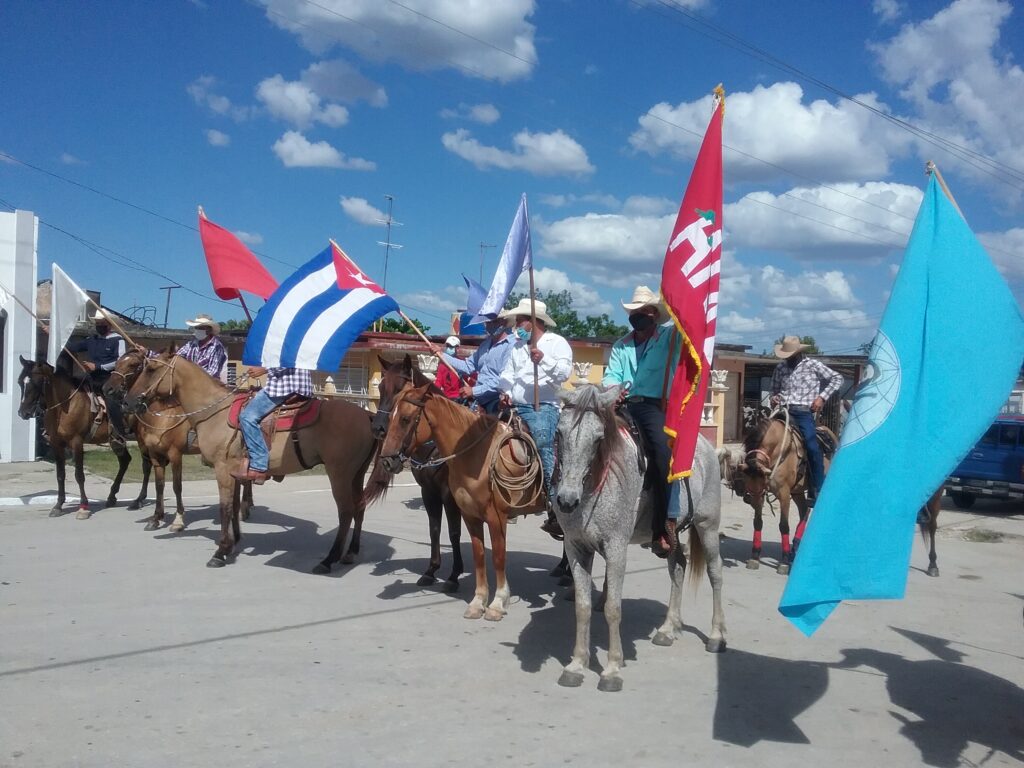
[243,242,399,370]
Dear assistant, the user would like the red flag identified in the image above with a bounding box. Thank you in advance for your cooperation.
[198,210,279,300]
[662,90,723,479]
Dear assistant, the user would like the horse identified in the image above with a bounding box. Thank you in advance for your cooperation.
[364,355,464,591]
[718,415,836,575]
[103,348,254,532]
[17,356,133,519]
[124,352,374,570]
[553,384,726,692]
[374,382,545,621]
[919,488,942,578]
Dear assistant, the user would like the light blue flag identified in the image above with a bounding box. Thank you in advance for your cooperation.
[778,175,1024,636]
[462,274,488,316]
[470,194,532,325]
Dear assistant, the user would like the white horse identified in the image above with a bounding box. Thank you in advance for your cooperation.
[552,384,727,692]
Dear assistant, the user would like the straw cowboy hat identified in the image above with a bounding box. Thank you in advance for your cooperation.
[499,298,557,328]
[621,285,665,320]
[774,335,810,359]
[185,313,221,335]
[91,310,109,322]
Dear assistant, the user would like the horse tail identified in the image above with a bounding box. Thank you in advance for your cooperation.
[686,525,705,587]
[360,443,391,509]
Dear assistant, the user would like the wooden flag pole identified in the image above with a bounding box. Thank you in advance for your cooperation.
[925,161,965,219]
[0,278,92,377]
[395,310,462,378]
[528,265,539,411]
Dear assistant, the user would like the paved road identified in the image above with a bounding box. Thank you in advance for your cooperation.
[0,462,1022,768]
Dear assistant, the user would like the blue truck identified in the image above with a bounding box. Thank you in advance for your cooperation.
[945,414,1024,509]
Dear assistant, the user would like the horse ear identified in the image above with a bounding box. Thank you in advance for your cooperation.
[20,354,31,367]
[378,355,390,371]
[402,354,413,377]
[596,385,620,409]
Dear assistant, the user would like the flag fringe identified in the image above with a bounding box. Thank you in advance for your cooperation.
[661,297,702,481]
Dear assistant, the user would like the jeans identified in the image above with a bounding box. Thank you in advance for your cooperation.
[789,408,824,498]
[626,400,674,530]
[240,389,288,472]
[514,403,559,500]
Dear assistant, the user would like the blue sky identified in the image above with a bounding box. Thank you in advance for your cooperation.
[2,0,1022,354]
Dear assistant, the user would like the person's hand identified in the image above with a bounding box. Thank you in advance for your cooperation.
[529,347,544,364]
[83,361,96,372]
[616,387,628,404]
[460,383,475,399]
[134,344,147,355]
[811,396,825,413]
[770,394,781,407]
[499,393,512,409]
[247,366,267,378]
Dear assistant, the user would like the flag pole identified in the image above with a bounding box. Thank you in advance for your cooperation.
[395,310,462,378]
[0,277,92,377]
[528,266,540,411]
[925,161,965,219]
[200,205,253,324]
[86,298,137,347]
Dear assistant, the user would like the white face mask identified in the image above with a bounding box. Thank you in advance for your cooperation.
[193,329,207,341]
[444,345,456,355]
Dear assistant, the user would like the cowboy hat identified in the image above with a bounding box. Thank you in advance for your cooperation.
[445,335,460,347]
[621,285,665,320]
[185,313,221,335]
[774,335,810,359]
[499,298,557,328]
[91,310,109,323]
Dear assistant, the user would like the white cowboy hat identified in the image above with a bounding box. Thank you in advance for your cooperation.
[499,298,557,328]
[185,313,221,335]
[445,335,460,347]
[91,310,109,322]
[774,335,810,359]
[621,285,665,320]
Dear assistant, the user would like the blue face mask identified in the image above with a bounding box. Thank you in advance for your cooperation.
[514,327,530,342]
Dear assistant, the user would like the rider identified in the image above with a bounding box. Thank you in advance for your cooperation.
[68,310,128,442]
[602,285,681,558]
[769,335,843,505]
[176,313,228,381]
[442,317,513,414]
[231,366,314,485]
[433,336,464,400]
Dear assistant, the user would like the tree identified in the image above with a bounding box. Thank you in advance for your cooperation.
[377,316,427,335]
[774,334,820,355]
[220,318,252,331]
[505,290,628,338]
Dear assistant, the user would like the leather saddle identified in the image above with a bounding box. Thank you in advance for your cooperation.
[228,392,322,448]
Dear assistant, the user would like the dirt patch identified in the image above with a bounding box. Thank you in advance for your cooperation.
[962,528,1004,543]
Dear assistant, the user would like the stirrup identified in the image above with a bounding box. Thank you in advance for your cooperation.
[540,517,564,541]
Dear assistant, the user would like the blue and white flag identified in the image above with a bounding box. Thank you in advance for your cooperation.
[471,194,532,324]
[243,242,399,371]
[462,274,487,316]
[779,176,1024,636]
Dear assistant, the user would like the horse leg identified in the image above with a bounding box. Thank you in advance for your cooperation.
[697,525,727,652]
[231,480,242,546]
[417,488,443,587]
[144,460,167,531]
[442,494,464,593]
[50,445,68,517]
[598,545,628,692]
[72,440,91,520]
[923,493,940,577]
[105,439,132,507]
[128,449,151,511]
[653,543,687,647]
[550,547,569,578]
[240,480,253,522]
[313,479,356,574]
[463,518,488,620]
[341,494,364,565]
[777,489,793,576]
[746,500,764,570]
[558,544,594,688]
[484,511,509,621]
[792,494,810,560]
[207,473,237,567]
[168,453,186,533]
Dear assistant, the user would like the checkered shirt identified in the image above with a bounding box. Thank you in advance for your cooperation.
[264,367,314,398]
[176,337,228,379]
[770,357,843,407]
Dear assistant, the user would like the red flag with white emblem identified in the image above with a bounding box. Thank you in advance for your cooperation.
[662,88,724,479]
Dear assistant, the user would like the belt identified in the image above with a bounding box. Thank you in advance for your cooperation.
[626,395,661,405]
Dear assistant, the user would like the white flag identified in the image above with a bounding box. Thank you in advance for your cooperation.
[471,194,532,324]
[48,264,90,365]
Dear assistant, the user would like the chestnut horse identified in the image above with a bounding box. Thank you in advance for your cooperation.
[719,416,836,575]
[17,356,133,519]
[374,382,545,621]
[364,355,464,591]
[125,352,373,570]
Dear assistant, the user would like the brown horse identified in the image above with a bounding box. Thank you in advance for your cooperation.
[104,348,253,532]
[919,488,942,577]
[373,382,545,620]
[365,355,464,591]
[719,416,836,575]
[124,352,374,570]
[17,356,134,518]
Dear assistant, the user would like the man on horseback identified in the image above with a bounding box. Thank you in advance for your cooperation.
[232,366,314,484]
[497,298,573,539]
[176,313,228,381]
[442,317,513,414]
[68,310,128,443]
[770,335,843,505]
[602,285,681,557]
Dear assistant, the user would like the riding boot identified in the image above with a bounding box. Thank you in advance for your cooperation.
[540,511,563,541]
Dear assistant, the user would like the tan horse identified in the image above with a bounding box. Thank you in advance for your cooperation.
[719,417,836,575]
[124,352,374,570]
[373,382,545,621]
[17,356,133,519]
[104,349,253,532]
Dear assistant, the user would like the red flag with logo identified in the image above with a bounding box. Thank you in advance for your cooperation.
[198,210,279,300]
[662,91,723,479]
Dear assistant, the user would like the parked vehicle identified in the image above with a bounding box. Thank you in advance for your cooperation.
[945,415,1024,509]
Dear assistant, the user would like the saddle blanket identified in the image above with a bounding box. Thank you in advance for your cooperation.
[227,393,322,432]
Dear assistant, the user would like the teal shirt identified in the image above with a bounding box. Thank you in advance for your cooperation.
[602,322,678,398]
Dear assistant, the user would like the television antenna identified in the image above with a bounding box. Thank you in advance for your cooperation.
[375,194,403,292]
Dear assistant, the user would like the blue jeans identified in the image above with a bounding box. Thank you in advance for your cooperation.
[514,403,559,500]
[790,408,824,498]
[240,389,288,472]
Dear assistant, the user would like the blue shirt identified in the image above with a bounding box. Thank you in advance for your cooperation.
[444,334,513,406]
[602,322,678,399]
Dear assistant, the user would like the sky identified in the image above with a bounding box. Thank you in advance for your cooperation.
[2,0,1023,355]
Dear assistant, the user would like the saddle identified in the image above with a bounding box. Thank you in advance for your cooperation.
[770,413,837,487]
[228,392,323,450]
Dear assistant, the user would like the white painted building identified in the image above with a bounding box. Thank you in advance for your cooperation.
[0,210,38,462]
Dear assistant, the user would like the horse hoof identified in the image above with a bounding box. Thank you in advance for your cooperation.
[442,578,460,594]
[463,605,485,620]
[597,676,623,693]
[127,500,142,511]
[777,563,791,576]
[416,574,437,587]
[48,507,65,518]
[206,557,226,568]
[557,670,585,688]
[705,638,727,653]
[558,575,573,588]
[144,520,159,532]
[104,497,117,508]
[484,608,506,622]
[745,559,760,570]
[240,509,250,522]
[341,553,357,565]
[652,631,675,647]
[311,562,331,575]
[75,508,92,520]
[168,522,184,533]
[927,566,940,578]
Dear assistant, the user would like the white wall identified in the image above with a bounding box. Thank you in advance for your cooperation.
[0,210,38,462]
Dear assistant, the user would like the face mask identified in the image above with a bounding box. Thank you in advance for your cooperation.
[95,325,109,336]
[629,314,655,332]
[444,345,456,355]
[193,329,207,341]
[514,327,530,342]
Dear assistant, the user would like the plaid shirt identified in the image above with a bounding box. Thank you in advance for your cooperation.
[264,367,314,399]
[176,337,228,378]
[771,357,843,407]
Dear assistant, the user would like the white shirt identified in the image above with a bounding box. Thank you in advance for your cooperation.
[498,331,573,405]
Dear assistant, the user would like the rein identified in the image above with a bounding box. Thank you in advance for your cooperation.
[400,401,501,469]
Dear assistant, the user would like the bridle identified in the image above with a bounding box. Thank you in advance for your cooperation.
[380,390,499,470]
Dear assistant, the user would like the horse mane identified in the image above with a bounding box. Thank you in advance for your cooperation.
[742,418,772,456]
[564,385,625,476]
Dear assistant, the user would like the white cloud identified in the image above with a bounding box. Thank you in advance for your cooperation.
[256,75,350,129]
[206,129,230,147]
[442,128,594,176]
[187,75,251,121]
[622,195,675,216]
[979,227,1024,279]
[59,153,84,165]
[340,196,386,225]
[629,82,909,183]
[441,103,501,124]
[260,0,537,82]
[510,267,613,317]
[301,59,388,107]
[234,230,263,245]
[872,0,903,22]
[537,192,620,210]
[272,131,376,170]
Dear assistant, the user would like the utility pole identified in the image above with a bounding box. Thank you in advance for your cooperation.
[159,284,181,328]
[376,194,403,292]
[478,241,496,282]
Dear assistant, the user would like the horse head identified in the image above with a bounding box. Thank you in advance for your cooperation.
[729,418,788,507]
[17,355,50,420]
[372,354,416,439]
[103,348,148,404]
[378,382,434,474]
[554,384,622,514]
[124,351,177,414]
